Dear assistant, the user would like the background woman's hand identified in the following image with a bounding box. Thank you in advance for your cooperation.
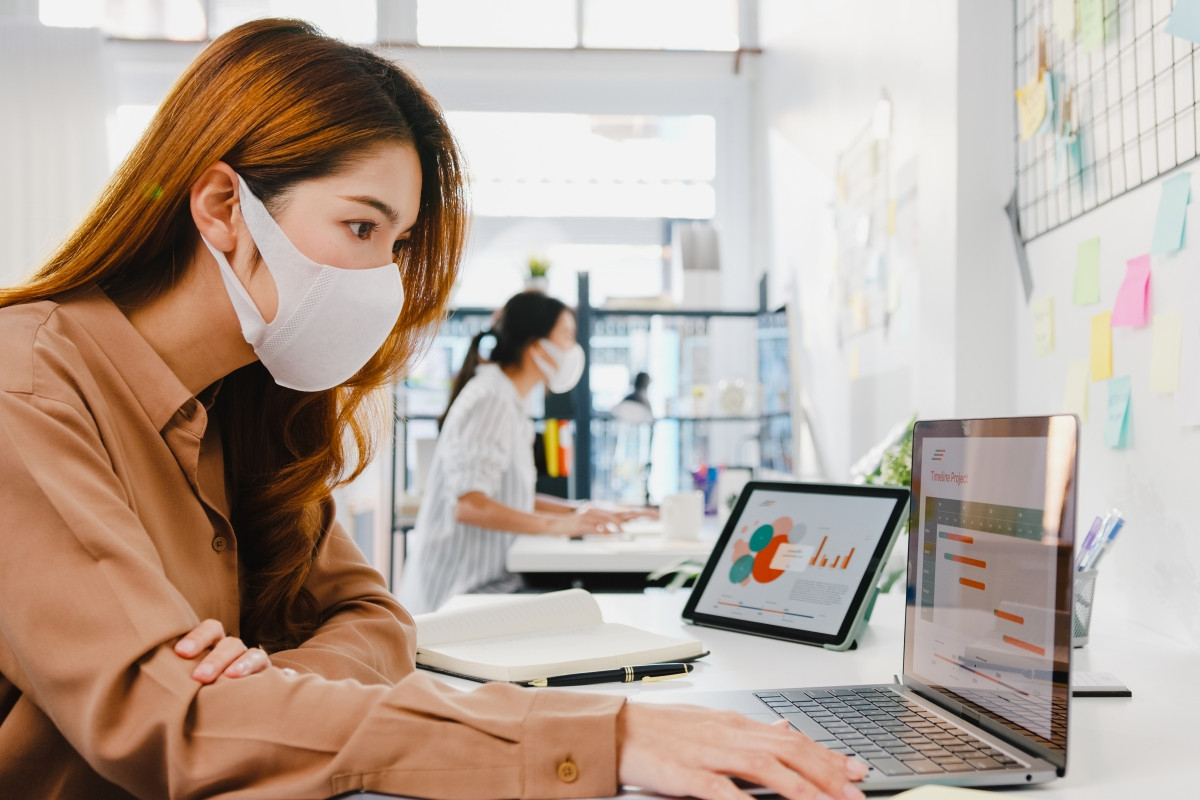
[617,702,867,800]
[174,619,282,684]
[554,505,627,536]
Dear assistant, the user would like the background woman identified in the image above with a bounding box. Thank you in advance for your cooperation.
[0,18,865,800]
[400,290,651,614]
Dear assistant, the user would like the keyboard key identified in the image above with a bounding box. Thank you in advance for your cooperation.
[905,759,944,774]
[866,757,913,776]
[779,713,838,742]
[964,757,1003,770]
[941,762,976,773]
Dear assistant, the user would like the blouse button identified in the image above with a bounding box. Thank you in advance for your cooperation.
[556,758,578,784]
[212,536,228,552]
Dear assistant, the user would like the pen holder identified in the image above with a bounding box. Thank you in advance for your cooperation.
[1072,569,1099,648]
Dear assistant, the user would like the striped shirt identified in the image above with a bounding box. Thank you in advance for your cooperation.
[399,364,536,613]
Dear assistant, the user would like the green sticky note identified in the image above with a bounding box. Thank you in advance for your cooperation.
[1074,237,1100,304]
[1064,360,1089,422]
[1080,0,1104,52]
[1150,313,1184,393]
[1104,376,1132,448]
[1151,172,1191,254]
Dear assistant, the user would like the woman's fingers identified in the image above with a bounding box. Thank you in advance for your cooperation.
[617,704,866,800]
[175,620,272,684]
[173,618,224,658]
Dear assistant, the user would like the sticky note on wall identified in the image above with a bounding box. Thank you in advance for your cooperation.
[1015,75,1048,141]
[1073,237,1101,305]
[1111,255,1150,327]
[1151,172,1191,254]
[1105,376,1132,448]
[1080,0,1105,51]
[1064,360,1089,422]
[1033,297,1054,356]
[1150,313,1184,393]
[1091,311,1113,380]
[1166,0,1200,45]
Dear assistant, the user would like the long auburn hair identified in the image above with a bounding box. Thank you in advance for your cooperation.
[0,19,468,651]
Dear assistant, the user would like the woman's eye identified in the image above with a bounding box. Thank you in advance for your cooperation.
[348,221,377,239]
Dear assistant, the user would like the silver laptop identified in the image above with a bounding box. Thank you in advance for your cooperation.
[672,416,1077,791]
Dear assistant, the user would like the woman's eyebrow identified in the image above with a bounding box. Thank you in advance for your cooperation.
[339,194,400,226]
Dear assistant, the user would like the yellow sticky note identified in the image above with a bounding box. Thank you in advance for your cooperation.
[848,347,860,381]
[1150,312,1184,393]
[1015,74,1048,141]
[1091,311,1113,380]
[1033,297,1054,356]
[1064,359,1089,422]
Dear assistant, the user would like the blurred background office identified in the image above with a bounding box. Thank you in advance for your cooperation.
[2,0,1197,651]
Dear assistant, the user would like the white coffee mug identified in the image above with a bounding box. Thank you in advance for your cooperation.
[660,490,704,541]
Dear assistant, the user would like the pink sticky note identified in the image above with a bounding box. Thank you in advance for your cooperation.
[1111,255,1151,327]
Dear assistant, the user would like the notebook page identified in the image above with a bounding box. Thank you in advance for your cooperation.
[414,588,603,646]
[417,622,702,682]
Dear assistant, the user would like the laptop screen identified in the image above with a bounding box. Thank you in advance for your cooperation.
[904,416,1076,769]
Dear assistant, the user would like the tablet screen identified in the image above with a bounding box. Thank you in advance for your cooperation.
[685,482,908,643]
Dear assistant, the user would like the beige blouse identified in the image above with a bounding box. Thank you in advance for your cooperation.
[0,288,622,799]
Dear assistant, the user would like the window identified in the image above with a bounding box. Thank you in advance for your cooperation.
[582,0,739,51]
[209,0,376,43]
[40,0,206,39]
[448,111,716,219]
[417,0,576,49]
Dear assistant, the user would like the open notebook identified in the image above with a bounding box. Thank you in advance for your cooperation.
[413,589,704,683]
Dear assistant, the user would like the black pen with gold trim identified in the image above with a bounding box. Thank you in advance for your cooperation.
[524,662,693,687]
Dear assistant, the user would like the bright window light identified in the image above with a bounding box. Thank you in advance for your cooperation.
[210,0,376,43]
[39,0,104,28]
[583,0,740,51]
[417,0,576,48]
[108,104,158,172]
[41,0,207,39]
[448,112,717,218]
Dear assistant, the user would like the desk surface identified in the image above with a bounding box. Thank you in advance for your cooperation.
[429,588,1197,798]
[506,518,721,574]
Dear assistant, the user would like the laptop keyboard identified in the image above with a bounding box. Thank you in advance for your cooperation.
[755,687,1027,777]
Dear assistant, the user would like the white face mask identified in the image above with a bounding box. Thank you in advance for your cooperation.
[531,338,585,394]
[200,174,405,392]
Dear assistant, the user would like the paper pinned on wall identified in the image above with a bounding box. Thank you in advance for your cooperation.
[1079,0,1105,52]
[1166,0,1200,45]
[1150,313,1184,393]
[1111,255,1151,327]
[1091,311,1113,380]
[1064,359,1089,422]
[1015,74,1048,141]
[1037,72,1057,137]
[1105,376,1132,448]
[1151,172,1191,254]
[1054,0,1077,40]
[1033,297,1054,356]
[1177,315,1200,426]
[1074,237,1101,304]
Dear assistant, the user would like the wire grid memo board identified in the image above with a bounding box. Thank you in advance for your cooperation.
[1014,0,1200,242]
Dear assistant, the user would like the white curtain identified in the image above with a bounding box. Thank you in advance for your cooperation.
[0,20,107,287]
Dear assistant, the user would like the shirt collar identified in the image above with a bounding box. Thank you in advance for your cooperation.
[58,286,197,432]
[474,363,526,411]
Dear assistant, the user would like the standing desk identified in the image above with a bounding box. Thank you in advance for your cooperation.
[406,588,1196,798]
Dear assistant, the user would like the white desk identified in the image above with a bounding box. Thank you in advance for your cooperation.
[505,518,721,576]
[430,589,1197,798]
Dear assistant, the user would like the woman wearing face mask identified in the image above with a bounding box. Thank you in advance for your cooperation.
[0,18,867,800]
[399,290,651,615]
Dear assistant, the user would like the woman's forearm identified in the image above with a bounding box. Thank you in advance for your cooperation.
[534,493,578,514]
[455,491,567,535]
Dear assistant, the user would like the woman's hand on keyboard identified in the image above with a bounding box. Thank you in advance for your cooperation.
[617,702,868,800]
[173,618,288,684]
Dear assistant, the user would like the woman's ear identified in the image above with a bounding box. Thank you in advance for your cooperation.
[190,162,241,252]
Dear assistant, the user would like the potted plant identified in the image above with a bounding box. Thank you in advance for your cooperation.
[854,415,916,593]
[525,255,550,292]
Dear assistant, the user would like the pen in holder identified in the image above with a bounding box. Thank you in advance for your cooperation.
[1072,569,1099,648]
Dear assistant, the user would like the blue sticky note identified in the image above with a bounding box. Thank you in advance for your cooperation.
[1167,0,1200,45]
[1104,376,1132,448]
[1151,172,1191,254]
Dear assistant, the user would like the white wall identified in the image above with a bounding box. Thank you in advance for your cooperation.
[1019,181,1200,648]
[758,0,1015,480]
[759,0,1197,648]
